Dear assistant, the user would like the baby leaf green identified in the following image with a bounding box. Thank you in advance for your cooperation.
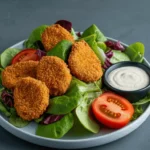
[124,42,144,62]
[0,48,21,68]
[0,101,11,117]
[24,25,48,49]
[75,93,100,133]
[47,77,101,115]
[81,24,107,42]
[47,40,72,61]
[9,114,29,128]
[110,50,130,64]
[36,113,74,139]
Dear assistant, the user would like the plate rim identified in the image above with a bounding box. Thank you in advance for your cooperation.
[0,37,150,149]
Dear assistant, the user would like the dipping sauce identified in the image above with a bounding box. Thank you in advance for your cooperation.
[108,66,150,91]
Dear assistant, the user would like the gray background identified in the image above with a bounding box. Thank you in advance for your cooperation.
[0,0,150,150]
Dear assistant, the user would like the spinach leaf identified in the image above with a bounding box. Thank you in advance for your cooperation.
[0,101,11,117]
[47,40,72,62]
[132,94,150,106]
[68,77,101,94]
[9,114,29,128]
[24,25,48,49]
[132,93,150,120]
[36,113,74,138]
[132,105,144,121]
[97,42,107,52]
[34,115,44,123]
[47,94,82,115]
[110,50,130,64]
[9,108,17,115]
[69,112,92,136]
[124,42,144,62]
[0,48,21,68]
[76,93,100,133]
[47,77,101,115]
[81,24,107,42]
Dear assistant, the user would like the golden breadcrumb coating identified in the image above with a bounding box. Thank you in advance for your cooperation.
[68,40,103,82]
[41,24,74,51]
[37,56,72,96]
[14,77,49,121]
[2,61,38,89]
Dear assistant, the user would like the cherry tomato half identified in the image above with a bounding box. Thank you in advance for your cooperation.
[11,49,40,64]
[92,92,134,129]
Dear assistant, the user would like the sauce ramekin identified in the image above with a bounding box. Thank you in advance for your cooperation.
[103,61,150,103]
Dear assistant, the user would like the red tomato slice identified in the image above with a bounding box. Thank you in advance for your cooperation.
[11,49,40,64]
[92,92,134,129]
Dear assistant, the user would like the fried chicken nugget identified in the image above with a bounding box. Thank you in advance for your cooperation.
[68,40,103,82]
[41,24,74,51]
[37,56,72,96]
[2,61,38,89]
[14,77,49,121]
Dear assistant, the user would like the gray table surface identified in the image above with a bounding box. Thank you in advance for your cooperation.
[0,0,150,149]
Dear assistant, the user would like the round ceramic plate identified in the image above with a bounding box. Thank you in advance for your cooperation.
[0,38,150,149]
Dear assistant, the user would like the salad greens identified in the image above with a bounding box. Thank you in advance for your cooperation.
[47,77,101,115]
[47,40,72,62]
[0,101,11,117]
[24,25,48,49]
[81,24,107,42]
[132,93,150,106]
[110,50,130,64]
[124,42,145,62]
[0,48,21,68]
[132,93,150,120]
[97,42,107,52]
[9,114,29,128]
[75,93,100,133]
[36,113,74,138]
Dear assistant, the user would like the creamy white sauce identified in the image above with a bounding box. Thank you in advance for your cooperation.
[108,66,149,91]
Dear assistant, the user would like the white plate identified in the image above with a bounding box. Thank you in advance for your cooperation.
[0,38,150,149]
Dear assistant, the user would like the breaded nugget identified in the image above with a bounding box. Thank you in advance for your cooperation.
[68,40,103,82]
[2,61,38,89]
[41,24,74,51]
[14,77,49,121]
[37,56,72,96]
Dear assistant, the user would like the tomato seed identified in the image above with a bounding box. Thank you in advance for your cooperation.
[100,104,121,118]
[107,98,127,110]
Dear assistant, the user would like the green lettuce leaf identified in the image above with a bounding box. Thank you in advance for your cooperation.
[47,77,101,115]
[24,25,48,49]
[81,24,107,42]
[9,114,29,128]
[110,50,130,64]
[125,42,145,62]
[132,93,150,106]
[132,93,150,120]
[75,93,100,133]
[0,101,11,117]
[47,40,72,62]
[36,113,74,139]
[132,105,144,121]
[0,48,21,68]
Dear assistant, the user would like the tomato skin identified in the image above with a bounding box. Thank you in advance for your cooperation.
[92,92,134,129]
[11,49,40,64]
